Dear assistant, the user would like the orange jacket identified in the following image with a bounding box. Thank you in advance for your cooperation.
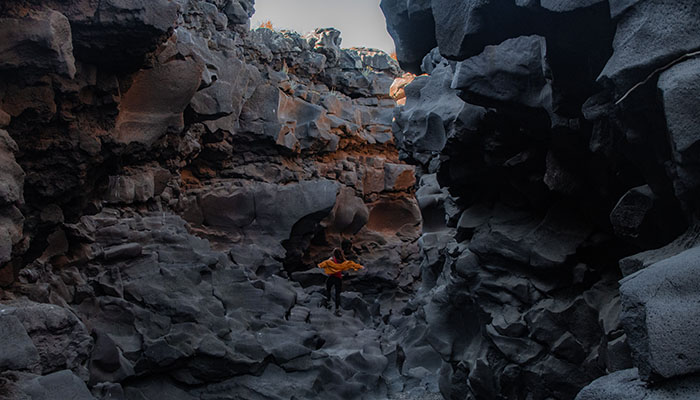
[317,259,364,275]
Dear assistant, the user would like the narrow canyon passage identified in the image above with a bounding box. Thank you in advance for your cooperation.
[2,1,700,400]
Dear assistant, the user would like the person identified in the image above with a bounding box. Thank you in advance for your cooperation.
[317,248,364,316]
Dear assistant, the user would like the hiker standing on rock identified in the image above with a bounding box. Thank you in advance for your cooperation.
[318,248,364,316]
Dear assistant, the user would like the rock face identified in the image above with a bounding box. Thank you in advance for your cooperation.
[4,0,700,399]
[0,2,427,399]
[383,0,700,399]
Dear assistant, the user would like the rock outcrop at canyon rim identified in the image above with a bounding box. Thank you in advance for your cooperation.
[381,0,700,399]
[0,1,435,399]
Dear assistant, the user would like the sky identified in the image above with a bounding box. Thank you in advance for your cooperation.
[252,0,396,54]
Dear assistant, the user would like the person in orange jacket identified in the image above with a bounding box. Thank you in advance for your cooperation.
[318,248,364,315]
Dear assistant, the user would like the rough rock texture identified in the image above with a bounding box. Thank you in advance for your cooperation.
[383,0,700,399]
[0,1,430,399]
[619,246,700,382]
[4,0,700,399]
[576,368,700,400]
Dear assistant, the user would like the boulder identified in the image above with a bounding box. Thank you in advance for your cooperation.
[366,197,422,234]
[619,224,700,276]
[620,246,700,381]
[115,44,204,145]
[430,0,525,61]
[576,368,700,400]
[609,185,656,239]
[200,187,256,230]
[470,204,592,269]
[0,10,76,78]
[384,163,416,192]
[599,0,700,96]
[70,0,178,71]
[17,370,96,400]
[189,80,236,117]
[0,206,24,266]
[182,31,257,123]
[328,187,369,234]
[394,59,485,165]
[278,93,335,152]
[200,180,339,242]
[224,0,255,27]
[305,28,342,67]
[105,171,155,204]
[6,302,93,378]
[0,130,24,206]
[239,84,283,140]
[658,57,700,210]
[452,35,553,117]
[0,314,40,371]
[379,0,436,73]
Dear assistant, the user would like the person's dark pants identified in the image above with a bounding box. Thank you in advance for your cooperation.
[325,276,342,308]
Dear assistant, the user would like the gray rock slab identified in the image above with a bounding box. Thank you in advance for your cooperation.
[576,368,700,400]
[0,314,40,371]
[620,245,700,381]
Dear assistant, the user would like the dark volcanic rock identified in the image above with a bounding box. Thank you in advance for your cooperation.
[658,57,700,212]
[0,314,40,371]
[599,0,700,97]
[7,0,700,399]
[576,368,700,400]
[430,0,530,61]
[7,370,96,400]
[382,0,700,399]
[452,35,553,121]
[70,0,179,72]
[380,0,436,74]
[0,1,424,399]
[0,9,76,78]
[619,246,700,381]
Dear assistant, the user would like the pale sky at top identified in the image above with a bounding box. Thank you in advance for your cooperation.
[252,0,396,53]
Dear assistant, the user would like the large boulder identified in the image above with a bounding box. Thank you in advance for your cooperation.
[576,368,700,400]
[224,0,255,28]
[199,179,340,242]
[0,130,24,207]
[11,370,96,400]
[394,55,486,165]
[0,10,76,78]
[452,35,553,119]
[0,130,23,269]
[430,0,608,64]
[69,0,178,71]
[239,84,283,140]
[469,204,592,269]
[114,43,204,146]
[609,185,656,241]
[379,0,436,73]
[305,28,343,67]
[599,0,700,96]
[4,302,93,379]
[430,0,526,61]
[658,57,700,212]
[277,93,335,152]
[0,314,40,371]
[620,246,700,381]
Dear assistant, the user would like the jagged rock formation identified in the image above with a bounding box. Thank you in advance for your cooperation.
[0,1,434,399]
[382,0,700,399]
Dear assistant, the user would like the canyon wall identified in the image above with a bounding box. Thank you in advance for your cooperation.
[382,0,700,399]
[0,1,433,399]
